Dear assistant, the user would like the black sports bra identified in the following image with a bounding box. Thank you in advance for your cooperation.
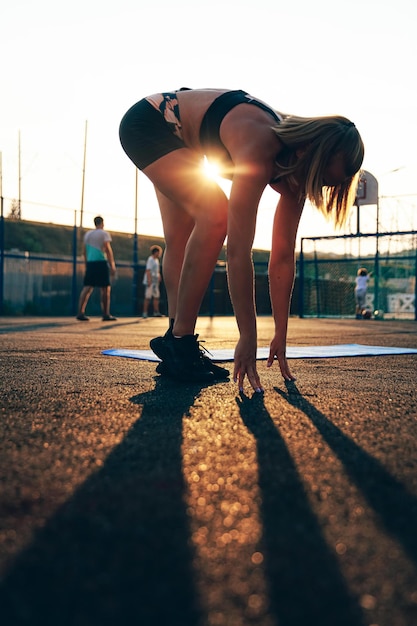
[199,90,282,182]
[200,90,281,150]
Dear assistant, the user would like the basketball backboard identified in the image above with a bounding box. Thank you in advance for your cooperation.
[356,170,378,206]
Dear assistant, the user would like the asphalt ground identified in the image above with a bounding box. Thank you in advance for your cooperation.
[0,314,416,626]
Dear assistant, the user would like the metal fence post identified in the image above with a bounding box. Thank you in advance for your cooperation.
[415,246,417,321]
[374,238,380,312]
[132,232,139,315]
[71,213,78,315]
[314,246,320,317]
[0,198,4,316]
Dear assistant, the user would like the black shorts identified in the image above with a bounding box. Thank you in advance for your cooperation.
[84,261,110,287]
[119,99,186,170]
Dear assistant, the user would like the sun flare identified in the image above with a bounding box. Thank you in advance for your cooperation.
[202,156,221,180]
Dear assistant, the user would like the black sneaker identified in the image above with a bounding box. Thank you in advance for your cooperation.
[151,330,229,381]
[150,333,216,383]
[202,358,230,380]
[150,328,173,361]
[193,341,230,380]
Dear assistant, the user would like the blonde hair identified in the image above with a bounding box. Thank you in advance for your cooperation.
[273,115,364,227]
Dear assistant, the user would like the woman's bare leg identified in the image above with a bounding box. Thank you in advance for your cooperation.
[154,187,194,321]
[145,149,228,336]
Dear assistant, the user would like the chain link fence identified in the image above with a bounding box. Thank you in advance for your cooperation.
[298,231,417,319]
[1,206,416,320]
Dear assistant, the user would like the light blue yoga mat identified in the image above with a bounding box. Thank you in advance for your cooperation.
[102,344,417,363]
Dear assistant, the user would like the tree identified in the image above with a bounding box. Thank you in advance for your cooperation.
[8,199,21,220]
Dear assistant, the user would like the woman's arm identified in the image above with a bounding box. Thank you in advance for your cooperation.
[226,169,269,391]
[267,186,304,380]
[221,115,283,390]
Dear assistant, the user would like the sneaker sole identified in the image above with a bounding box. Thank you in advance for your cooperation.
[156,358,229,381]
[155,360,214,383]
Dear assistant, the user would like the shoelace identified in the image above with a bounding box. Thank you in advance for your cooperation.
[166,332,213,362]
[196,337,215,362]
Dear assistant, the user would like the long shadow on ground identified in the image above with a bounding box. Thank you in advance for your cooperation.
[237,393,366,626]
[276,382,417,569]
[0,378,204,626]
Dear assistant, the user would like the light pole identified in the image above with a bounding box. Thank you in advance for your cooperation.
[79,120,88,230]
[374,166,406,313]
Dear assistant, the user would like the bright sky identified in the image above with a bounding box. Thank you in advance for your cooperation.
[1,0,416,250]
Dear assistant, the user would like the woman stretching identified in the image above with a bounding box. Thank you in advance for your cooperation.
[119,88,364,392]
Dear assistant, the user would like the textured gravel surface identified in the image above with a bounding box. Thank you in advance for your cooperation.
[0,315,416,626]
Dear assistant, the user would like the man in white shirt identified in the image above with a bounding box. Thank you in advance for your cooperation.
[142,245,163,318]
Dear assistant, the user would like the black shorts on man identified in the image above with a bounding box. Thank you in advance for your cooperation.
[84,261,110,287]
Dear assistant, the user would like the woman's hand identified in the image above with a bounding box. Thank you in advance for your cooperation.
[233,337,264,393]
[267,336,296,381]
